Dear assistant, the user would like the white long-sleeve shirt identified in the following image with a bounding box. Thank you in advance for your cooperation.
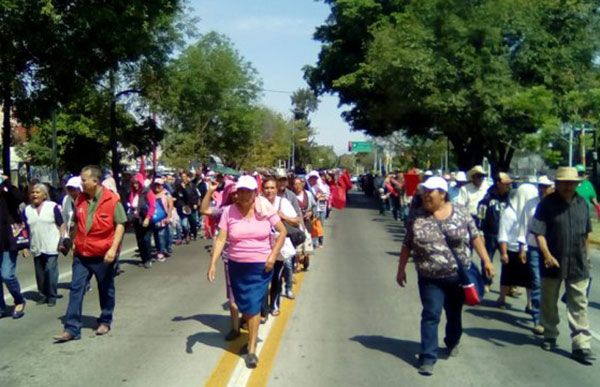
[456,182,490,216]
[517,196,541,248]
[498,204,520,252]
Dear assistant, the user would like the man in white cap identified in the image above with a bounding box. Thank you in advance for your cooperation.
[61,176,81,234]
[456,165,490,220]
[448,171,468,203]
[531,166,595,364]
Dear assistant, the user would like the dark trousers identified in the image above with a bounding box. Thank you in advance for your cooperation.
[189,211,198,239]
[133,219,153,263]
[0,250,24,309]
[34,253,59,301]
[64,256,115,337]
[418,275,464,365]
[483,234,499,285]
[390,195,401,220]
[269,261,285,312]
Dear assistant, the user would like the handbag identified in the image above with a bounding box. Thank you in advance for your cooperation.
[437,223,484,306]
[10,221,30,251]
[152,198,167,224]
[277,197,306,247]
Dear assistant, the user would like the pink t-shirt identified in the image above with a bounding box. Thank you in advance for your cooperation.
[218,204,281,263]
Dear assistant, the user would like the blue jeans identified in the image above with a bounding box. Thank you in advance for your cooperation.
[483,234,499,285]
[0,250,24,309]
[283,257,294,292]
[418,275,464,365]
[34,253,59,301]
[165,223,174,253]
[527,247,542,325]
[153,225,168,254]
[64,256,115,337]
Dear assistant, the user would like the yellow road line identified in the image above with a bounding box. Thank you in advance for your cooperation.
[247,271,306,386]
[205,270,307,387]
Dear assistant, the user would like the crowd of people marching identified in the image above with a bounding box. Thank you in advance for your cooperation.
[364,164,597,374]
[0,164,352,369]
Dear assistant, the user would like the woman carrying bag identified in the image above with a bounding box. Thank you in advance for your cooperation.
[396,177,494,376]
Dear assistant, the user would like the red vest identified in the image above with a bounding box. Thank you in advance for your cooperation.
[74,188,120,258]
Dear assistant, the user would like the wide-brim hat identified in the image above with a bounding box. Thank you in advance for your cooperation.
[554,167,582,182]
[467,165,487,180]
[497,172,513,184]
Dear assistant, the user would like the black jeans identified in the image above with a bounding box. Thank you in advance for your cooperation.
[133,219,153,263]
[418,275,464,365]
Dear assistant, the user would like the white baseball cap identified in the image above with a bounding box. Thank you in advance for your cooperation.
[65,176,81,190]
[421,176,449,192]
[455,171,468,182]
[235,175,258,191]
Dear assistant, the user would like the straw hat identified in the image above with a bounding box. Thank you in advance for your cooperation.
[497,172,513,184]
[554,167,582,182]
[467,165,486,180]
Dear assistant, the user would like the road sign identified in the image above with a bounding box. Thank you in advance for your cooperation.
[349,141,372,153]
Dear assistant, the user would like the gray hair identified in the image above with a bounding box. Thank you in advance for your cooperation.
[33,183,49,199]
[81,165,103,181]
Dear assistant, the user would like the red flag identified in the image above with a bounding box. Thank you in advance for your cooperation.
[339,170,353,191]
[330,183,347,210]
[404,173,420,196]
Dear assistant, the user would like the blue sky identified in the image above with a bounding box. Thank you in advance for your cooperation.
[188,0,366,154]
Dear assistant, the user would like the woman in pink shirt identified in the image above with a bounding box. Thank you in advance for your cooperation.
[207,175,287,368]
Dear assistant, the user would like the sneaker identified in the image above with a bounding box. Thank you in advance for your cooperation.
[285,290,295,300]
[157,254,166,262]
[47,299,56,307]
[541,338,557,351]
[532,325,545,336]
[143,261,153,269]
[571,349,596,365]
[418,363,434,376]
[245,353,259,369]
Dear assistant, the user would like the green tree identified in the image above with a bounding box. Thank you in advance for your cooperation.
[152,32,263,169]
[306,0,600,171]
[1,0,185,175]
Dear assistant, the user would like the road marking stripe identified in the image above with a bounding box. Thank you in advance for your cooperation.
[3,247,137,303]
[205,270,307,387]
[246,271,306,386]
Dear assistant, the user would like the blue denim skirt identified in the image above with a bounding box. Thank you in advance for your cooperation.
[228,260,273,315]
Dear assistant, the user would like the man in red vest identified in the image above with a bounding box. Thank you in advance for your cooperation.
[54,165,126,342]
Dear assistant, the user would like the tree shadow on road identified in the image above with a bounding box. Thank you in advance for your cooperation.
[465,308,531,331]
[589,301,600,310]
[350,335,419,369]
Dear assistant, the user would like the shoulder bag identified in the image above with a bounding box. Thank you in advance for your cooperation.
[437,222,484,306]
[277,197,306,247]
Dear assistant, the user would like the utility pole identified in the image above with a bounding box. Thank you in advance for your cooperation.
[568,124,574,167]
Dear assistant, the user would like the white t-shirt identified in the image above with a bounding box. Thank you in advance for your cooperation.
[273,196,297,260]
[456,182,490,216]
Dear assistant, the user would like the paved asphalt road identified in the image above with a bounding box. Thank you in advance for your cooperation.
[1,192,600,386]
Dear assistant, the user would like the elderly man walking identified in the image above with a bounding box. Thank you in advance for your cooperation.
[456,165,490,222]
[531,166,595,364]
[54,165,126,342]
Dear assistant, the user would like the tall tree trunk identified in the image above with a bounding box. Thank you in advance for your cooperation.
[2,85,12,176]
[448,134,485,171]
[109,71,121,190]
